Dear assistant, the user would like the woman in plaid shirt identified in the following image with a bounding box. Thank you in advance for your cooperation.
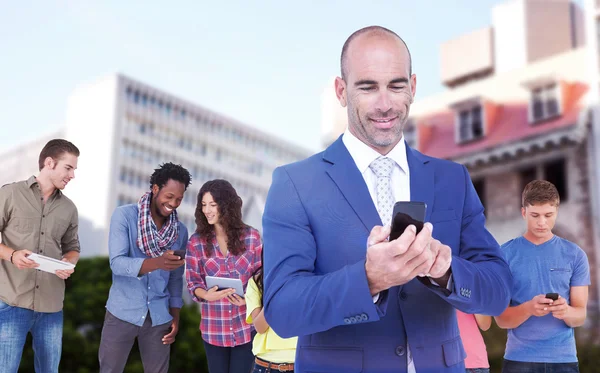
[186,179,262,373]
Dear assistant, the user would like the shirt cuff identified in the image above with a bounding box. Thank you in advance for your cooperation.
[189,284,206,303]
[429,274,453,291]
[372,293,380,303]
[169,297,184,309]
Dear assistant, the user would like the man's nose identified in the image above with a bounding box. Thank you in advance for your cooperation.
[374,92,392,113]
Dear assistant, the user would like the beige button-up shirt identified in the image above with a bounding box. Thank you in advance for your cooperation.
[0,176,80,312]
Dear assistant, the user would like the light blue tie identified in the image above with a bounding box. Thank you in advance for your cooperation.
[369,156,396,226]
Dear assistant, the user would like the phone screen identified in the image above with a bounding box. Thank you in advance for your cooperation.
[389,202,427,241]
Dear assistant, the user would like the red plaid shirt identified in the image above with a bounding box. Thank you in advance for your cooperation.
[186,227,262,347]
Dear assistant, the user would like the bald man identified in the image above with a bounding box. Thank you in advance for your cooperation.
[262,26,512,373]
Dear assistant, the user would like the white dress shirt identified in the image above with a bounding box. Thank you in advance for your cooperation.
[342,129,416,373]
[342,129,410,205]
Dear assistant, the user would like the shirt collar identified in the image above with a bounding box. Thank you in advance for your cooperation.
[342,129,409,174]
[26,175,38,188]
[26,176,62,197]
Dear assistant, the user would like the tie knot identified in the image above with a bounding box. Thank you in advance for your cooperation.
[369,156,395,178]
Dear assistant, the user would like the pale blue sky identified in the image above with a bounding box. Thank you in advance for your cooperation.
[1,1,536,152]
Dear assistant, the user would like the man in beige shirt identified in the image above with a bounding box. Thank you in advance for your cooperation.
[0,139,81,373]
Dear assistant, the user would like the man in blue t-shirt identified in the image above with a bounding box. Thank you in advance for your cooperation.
[495,180,590,373]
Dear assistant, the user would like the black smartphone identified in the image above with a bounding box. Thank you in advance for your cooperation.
[389,201,427,241]
[545,292,559,301]
[173,249,186,259]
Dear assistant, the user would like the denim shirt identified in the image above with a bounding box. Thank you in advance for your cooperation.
[105,204,187,327]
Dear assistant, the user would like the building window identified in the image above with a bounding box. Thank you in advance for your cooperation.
[519,167,537,195]
[457,105,484,143]
[530,84,560,123]
[473,179,486,215]
[543,158,568,202]
[125,87,133,101]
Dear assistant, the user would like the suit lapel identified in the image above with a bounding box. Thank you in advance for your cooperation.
[323,137,381,232]
[407,147,434,221]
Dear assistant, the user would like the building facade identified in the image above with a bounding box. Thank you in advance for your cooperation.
[321,0,600,313]
[1,74,311,256]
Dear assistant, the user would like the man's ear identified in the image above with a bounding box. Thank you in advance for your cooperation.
[334,76,348,107]
[44,156,55,170]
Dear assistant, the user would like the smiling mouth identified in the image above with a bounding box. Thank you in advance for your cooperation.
[369,116,398,128]
[164,205,173,213]
[371,117,397,123]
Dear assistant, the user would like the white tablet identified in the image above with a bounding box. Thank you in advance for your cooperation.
[27,253,75,273]
[205,276,245,297]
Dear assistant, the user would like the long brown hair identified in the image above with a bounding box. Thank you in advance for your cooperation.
[251,248,264,304]
[195,179,248,257]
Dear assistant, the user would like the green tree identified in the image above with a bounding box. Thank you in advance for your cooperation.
[18,257,208,373]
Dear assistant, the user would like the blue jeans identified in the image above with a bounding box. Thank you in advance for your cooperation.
[0,300,63,373]
[202,339,254,373]
[502,359,579,373]
[466,369,490,373]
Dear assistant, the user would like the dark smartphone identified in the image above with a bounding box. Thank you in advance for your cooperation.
[389,201,427,241]
[173,249,186,259]
[545,292,559,301]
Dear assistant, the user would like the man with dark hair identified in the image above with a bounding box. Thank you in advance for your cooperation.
[99,162,192,373]
[0,138,81,373]
[37,139,80,171]
[263,26,512,372]
[495,180,590,373]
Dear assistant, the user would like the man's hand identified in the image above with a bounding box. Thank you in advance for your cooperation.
[55,258,75,279]
[525,294,554,317]
[423,238,452,287]
[154,250,185,271]
[162,317,179,345]
[202,286,236,302]
[548,296,570,320]
[226,293,246,307]
[11,250,39,270]
[366,223,436,295]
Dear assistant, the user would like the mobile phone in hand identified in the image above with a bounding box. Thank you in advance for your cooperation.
[545,292,559,301]
[389,201,427,241]
[173,249,186,259]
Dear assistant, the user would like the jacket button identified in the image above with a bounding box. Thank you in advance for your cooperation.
[349,316,357,323]
[360,313,368,321]
[344,318,351,324]
[395,346,405,356]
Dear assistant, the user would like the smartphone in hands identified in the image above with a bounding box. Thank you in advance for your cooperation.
[173,249,186,259]
[545,292,559,301]
[389,202,427,241]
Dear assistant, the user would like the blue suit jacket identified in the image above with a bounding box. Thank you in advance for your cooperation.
[262,137,512,373]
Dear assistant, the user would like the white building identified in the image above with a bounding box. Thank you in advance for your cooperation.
[1,74,311,256]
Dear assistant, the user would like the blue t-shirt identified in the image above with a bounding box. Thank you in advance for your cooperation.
[502,235,590,363]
